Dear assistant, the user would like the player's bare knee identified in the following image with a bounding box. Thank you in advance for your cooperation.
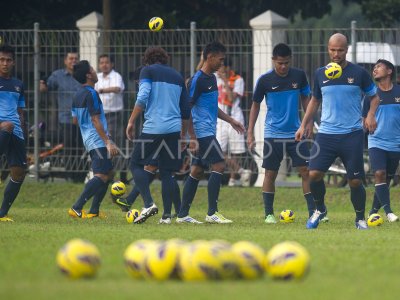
[94,173,109,183]
[144,164,158,173]
[348,178,362,188]
[211,161,225,174]
[190,166,203,180]
[264,170,278,183]
[309,170,324,182]
[0,121,14,133]
[374,170,386,183]
[10,167,25,182]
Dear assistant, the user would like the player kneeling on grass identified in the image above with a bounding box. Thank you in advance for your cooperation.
[68,60,118,219]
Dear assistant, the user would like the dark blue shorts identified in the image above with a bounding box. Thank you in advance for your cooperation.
[262,138,310,171]
[369,147,400,176]
[131,132,181,171]
[191,135,224,169]
[89,147,113,175]
[5,135,27,168]
[309,130,365,179]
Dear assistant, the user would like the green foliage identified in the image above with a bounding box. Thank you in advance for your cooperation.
[1,182,400,299]
[360,0,400,27]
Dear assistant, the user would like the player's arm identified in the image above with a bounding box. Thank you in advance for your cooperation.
[91,114,118,157]
[247,101,260,150]
[218,108,245,134]
[300,94,314,138]
[126,105,143,141]
[364,94,379,134]
[295,96,320,141]
[17,107,27,138]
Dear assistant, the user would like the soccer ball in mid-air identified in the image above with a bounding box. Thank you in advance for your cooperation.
[367,213,383,227]
[111,181,126,197]
[149,17,164,32]
[126,209,140,224]
[324,62,342,80]
[56,239,101,279]
[264,241,310,280]
[279,210,295,223]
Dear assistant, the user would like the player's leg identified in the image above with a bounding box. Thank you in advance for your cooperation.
[378,150,400,221]
[261,139,283,224]
[0,121,14,155]
[171,174,181,216]
[86,148,114,218]
[0,135,26,222]
[176,164,204,223]
[340,130,367,229]
[368,148,386,215]
[289,140,316,218]
[307,133,338,228]
[130,133,158,218]
[202,136,232,223]
[227,127,247,186]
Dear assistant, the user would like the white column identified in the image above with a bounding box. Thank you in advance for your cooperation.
[76,12,104,71]
[250,10,289,187]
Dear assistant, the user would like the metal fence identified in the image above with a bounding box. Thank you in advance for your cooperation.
[1,26,400,184]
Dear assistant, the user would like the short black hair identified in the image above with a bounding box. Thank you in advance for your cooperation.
[202,41,226,61]
[376,59,395,80]
[0,44,15,59]
[143,47,169,65]
[73,60,90,84]
[99,54,114,63]
[273,43,292,58]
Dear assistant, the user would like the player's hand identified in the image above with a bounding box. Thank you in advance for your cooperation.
[188,137,199,155]
[247,131,255,150]
[106,140,119,157]
[126,122,135,141]
[180,132,188,152]
[230,119,245,134]
[365,114,377,134]
[295,126,305,141]
[303,121,314,139]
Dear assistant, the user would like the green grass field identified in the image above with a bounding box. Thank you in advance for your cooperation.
[1,181,400,299]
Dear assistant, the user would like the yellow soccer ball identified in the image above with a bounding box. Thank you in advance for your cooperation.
[279,210,295,223]
[110,181,126,197]
[126,209,140,224]
[56,238,101,279]
[124,239,155,279]
[178,241,210,281]
[149,17,164,32]
[232,241,265,280]
[143,240,184,281]
[265,241,310,280]
[367,213,383,227]
[324,62,342,80]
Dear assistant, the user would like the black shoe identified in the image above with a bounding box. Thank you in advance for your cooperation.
[114,198,131,212]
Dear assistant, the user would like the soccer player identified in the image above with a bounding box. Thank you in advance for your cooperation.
[295,33,380,229]
[176,41,245,224]
[126,47,190,224]
[247,43,316,224]
[0,44,26,222]
[363,59,400,222]
[68,60,118,218]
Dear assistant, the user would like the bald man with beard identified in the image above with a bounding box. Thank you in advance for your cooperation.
[296,33,380,230]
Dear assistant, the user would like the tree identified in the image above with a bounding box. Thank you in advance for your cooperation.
[360,0,400,27]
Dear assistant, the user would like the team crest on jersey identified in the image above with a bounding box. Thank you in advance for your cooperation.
[15,86,21,92]
[347,77,354,84]
[292,82,298,89]
[395,97,400,103]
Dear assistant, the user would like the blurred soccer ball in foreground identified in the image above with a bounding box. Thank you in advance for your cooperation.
[264,241,310,280]
[56,238,101,279]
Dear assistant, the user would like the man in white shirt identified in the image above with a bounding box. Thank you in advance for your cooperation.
[95,54,126,182]
[215,59,250,186]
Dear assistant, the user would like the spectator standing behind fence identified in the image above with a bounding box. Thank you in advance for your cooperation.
[247,43,316,224]
[215,59,251,187]
[362,59,400,222]
[68,60,118,219]
[95,54,127,183]
[0,44,27,222]
[40,51,84,179]
[295,33,380,230]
